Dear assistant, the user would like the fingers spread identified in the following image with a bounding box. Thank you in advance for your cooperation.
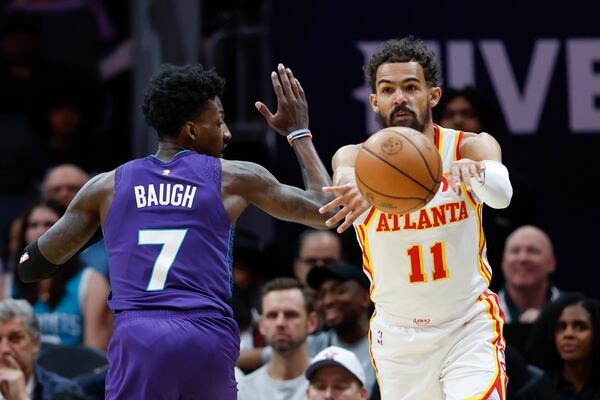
[319,196,345,214]
[270,70,285,102]
[254,101,273,122]
[285,67,301,99]
[277,63,295,100]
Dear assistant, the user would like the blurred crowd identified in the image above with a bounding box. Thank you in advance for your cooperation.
[0,2,598,400]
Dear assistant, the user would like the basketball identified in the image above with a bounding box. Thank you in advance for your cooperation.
[355,127,443,214]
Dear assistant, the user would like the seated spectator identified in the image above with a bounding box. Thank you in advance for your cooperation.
[12,200,112,350]
[42,165,108,278]
[293,229,341,286]
[499,225,568,354]
[519,293,600,399]
[237,278,317,400]
[307,263,378,397]
[0,298,84,399]
[305,345,368,400]
[41,165,89,209]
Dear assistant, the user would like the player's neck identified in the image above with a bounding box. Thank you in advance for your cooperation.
[155,140,191,162]
[268,343,310,381]
[423,120,436,143]
[506,279,549,312]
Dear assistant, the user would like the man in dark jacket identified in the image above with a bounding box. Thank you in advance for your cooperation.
[0,299,84,400]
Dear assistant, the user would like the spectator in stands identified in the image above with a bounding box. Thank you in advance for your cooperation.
[0,298,84,399]
[500,225,567,355]
[42,165,108,278]
[519,293,600,399]
[307,263,377,397]
[42,165,89,209]
[499,225,564,325]
[237,278,317,400]
[293,230,341,286]
[435,87,493,134]
[306,345,368,400]
[12,200,111,350]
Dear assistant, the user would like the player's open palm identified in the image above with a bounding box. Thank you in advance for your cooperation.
[321,181,371,233]
[255,63,308,135]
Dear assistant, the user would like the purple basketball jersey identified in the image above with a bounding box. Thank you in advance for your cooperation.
[103,150,234,316]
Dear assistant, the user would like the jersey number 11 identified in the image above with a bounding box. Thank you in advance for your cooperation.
[406,242,449,283]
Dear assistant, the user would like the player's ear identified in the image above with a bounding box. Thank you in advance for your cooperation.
[182,121,197,142]
[429,87,442,108]
[369,93,379,114]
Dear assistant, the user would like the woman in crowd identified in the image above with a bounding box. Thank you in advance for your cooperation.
[519,293,600,399]
[13,200,112,350]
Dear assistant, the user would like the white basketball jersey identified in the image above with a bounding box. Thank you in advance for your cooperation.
[353,125,492,327]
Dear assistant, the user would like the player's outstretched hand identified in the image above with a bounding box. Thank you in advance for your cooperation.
[255,63,308,136]
[448,159,484,196]
[320,183,371,233]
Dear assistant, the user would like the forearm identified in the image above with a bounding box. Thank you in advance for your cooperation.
[470,160,512,209]
[290,136,334,202]
[18,240,63,283]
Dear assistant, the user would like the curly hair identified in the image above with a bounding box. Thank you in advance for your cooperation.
[365,36,441,92]
[527,293,600,382]
[142,64,225,138]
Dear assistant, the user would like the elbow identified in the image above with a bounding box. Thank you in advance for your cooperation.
[486,189,512,209]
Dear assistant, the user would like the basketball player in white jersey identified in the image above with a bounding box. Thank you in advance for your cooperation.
[319,37,513,399]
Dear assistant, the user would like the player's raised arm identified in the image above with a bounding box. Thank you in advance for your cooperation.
[319,144,371,233]
[449,131,512,209]
[18,172,113,282]
[225,63,335,227]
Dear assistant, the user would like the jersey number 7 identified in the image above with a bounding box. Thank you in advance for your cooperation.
[406,242,449,283]
[138,229,188,291]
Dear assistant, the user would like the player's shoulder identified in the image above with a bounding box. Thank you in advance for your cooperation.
[221,159,268,177]
[460,131,499,148]
[221,159,273,193]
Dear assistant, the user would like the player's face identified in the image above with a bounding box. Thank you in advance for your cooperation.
[25,206,59,245]
[190,96,231,157]
[318,280,368,329]
[369,62,441,132]
[501,228,555,290]
[555,304,594,364]
[440,96,482,133]
[259,288,316,355]
[0,319,40,380]
[307,366,368,400]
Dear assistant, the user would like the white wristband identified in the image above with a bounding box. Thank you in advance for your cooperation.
[469,160,512,209]
[287,128,312,144]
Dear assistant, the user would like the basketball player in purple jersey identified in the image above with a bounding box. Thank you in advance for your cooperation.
[18,63,335,399]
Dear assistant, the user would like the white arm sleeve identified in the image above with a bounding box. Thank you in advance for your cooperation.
[470,160,512,209]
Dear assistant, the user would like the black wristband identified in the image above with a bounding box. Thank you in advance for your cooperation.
[18,240,63,283]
